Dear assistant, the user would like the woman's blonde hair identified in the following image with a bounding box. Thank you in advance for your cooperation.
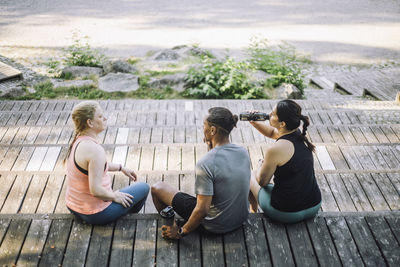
[64,101,100,164]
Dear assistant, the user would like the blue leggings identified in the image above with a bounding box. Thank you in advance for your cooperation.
[69,182,150,225]
[258,184,321,224]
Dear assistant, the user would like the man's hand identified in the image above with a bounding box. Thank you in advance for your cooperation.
[161,220,180,239]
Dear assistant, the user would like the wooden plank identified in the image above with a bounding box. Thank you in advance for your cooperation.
[104,127,118,144]
[181,145,195,171]
[185,126,197,143]
[40,146,61,171]
[132,219,157,266]
[340,173,373,211]
[224,227,249,266]
[306,217,341,266]
[230,127,243,143]
[315,146,336,170]
[385,126,400,143]
[325,145,349,170]
[351,146,375,170]
[85,223,114,267]
[139,145,154,171]
[340,146,363,170]
[112,146,128,166]
[360,126,379,143]
[328,126,346,143]
[195,144,208,163]
[16,220,52,267]
[371,173,400,210]
[1,174,32,213]
[339,126,357,143]
[349,126,367,143]
[179,230,201,267]
[174,128,185,143]
[385,216,400,245]
[0,146,20,170]
[125,146,141,171]
[156,220,179,267]
[364,145,390,169]
[109,219,136,267]
[36,174,65,213]
[153,145,168,171]
[387,173,400,196]
[0,174,17,210]
[201,233,225,266]
[168,146,181,171]
[11,126,30,143]
[180,173,195,196]
[26,147,48,171]
[139,128,151,144]
[163,127,174,143]
[357,173,389,211]
[365,216,400,267]
[0,219,30,266]
[316,173,339,212]
[325,173,356,211]
[23,127,40,144]
[11,146,34,171]
[263,218,295,266]
[370,126,390,143]
[377,145,400,169]
[346,217,386,267]
[248,145,263,170]
[54,177,69,214]
[6,112,21,125]
[318,126,334,143]
[34,127,50,144]
[46,127,62,144]
[286,222,319,266]
[63,221,92,267]
[26,112,40,126]
[151,127,163,143]
[241,127,254,144]
[56,111,70,126]
[1,127,18,144]
[53,147,68,171]
[116,127,129,144]
[58,127,73,144]
[20,174,49,213]
[326,217,364,266]
[0,219,11,245]
[243,216,272,267]
[156,112,166,126]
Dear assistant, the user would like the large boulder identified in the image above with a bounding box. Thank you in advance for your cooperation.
[98,73,139,92]
[248,70,273,86]
[61,66,103,79]
[148,73,186,92]
[51,79,95,88]
[153,49,181,61]
[103,60,137,74]
[275,83,302,99]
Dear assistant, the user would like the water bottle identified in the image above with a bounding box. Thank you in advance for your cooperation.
[239,112,269,121]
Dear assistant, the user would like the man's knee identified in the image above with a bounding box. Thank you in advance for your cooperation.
[151,181,166,196]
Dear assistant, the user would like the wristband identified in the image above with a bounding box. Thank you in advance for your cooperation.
[119,164,122,171]
[178,227,187,237]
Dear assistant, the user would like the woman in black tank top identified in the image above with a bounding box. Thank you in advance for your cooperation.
[247,100,321,224]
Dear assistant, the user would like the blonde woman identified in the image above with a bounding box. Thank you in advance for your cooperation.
[65,101,149,224]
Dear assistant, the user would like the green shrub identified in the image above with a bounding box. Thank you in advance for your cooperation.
[248,38,307,94]
[184,57,265,99]
[64,31,105,67]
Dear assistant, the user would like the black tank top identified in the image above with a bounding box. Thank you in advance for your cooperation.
[271,130,321,212]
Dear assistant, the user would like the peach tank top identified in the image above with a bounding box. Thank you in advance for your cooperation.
[66,136,112,214]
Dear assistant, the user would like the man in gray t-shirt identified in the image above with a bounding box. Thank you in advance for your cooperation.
[151,107,251,239]
[196,144,250,233]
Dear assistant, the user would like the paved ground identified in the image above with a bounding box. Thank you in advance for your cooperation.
[1,0,400,65]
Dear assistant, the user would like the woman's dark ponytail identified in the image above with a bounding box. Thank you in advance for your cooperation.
[300,115,315,152]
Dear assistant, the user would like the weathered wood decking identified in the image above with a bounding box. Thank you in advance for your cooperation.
[0,99,399,266]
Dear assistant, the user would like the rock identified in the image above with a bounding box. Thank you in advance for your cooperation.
[98,73,139,92]
[248,70,273,85]
[51,79,95,88]
[148,73,186,92]
[153,49,181,61]
[61,66,103,79]
[0,80,25,98]
[275,83,303,99]
[103,60,137,74]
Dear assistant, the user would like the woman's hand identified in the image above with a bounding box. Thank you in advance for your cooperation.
[121,167,137,181]
[113,190,134,208]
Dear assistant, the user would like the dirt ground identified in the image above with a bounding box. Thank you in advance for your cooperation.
[1,0,399,67]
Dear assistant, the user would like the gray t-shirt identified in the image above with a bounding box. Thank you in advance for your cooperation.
[195,143,251,233]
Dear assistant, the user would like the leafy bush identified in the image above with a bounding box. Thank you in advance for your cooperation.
[64,31,105,67]
[184,57,265,99]
[248,38,307,94]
